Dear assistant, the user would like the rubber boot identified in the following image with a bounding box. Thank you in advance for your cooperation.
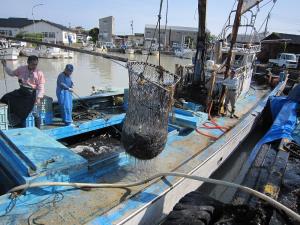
[230,109,235,118]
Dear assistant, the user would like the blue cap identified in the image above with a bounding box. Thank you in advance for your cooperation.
[65,64,74,72]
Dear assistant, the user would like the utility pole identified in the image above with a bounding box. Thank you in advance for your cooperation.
[194,0,207,85]
[32,3,44,35]
[130,20,133,35]
[224,0,244,78]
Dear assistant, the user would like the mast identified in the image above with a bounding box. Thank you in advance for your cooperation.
[194,0,207,85]
[224,0,244,78]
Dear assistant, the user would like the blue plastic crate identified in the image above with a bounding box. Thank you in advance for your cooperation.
[24,113,35,127]
[0,103,8,130]
[39,112,53,125]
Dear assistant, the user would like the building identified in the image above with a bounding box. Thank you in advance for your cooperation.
[0,17,76,44]
[144,25,198,49]
[113,33,144,47]
[258,32,300,62]
[227,33,267,44]
[98,16,115,43]
[73,26,88,43]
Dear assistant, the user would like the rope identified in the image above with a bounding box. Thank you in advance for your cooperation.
[8,172,300,222]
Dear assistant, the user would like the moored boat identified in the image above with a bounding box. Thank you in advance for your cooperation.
[0,47,19,60]
[0,0,287,224]
[125,48,135,54]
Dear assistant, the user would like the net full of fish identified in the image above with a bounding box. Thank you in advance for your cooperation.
[121,61,179,160]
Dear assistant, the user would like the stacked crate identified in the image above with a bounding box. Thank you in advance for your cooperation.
[0,103,8,130]
[24,96,54,128]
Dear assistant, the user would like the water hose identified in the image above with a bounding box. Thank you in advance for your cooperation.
[8,172,300,222]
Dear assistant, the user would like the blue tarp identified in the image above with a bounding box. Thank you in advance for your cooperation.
[248,96,298,163]
[257,96,298,147]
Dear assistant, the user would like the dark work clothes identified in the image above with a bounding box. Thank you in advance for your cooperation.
[0,86,36,127]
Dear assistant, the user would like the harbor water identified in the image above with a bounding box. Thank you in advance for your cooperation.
[0,52,191,100]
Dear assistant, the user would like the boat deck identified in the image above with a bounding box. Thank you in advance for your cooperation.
[0,84,283,225]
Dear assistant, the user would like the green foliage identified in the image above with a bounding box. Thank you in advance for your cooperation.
[22,33,43,42]
[207,32,217,44]
[88,27,99,43]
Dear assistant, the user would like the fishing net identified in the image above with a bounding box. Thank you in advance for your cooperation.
[122,61,179,160]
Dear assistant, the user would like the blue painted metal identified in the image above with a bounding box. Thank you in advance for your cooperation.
[170,108,208,129]
[43,113,126,140]
[1,128,87,177]
[0,83,286,225]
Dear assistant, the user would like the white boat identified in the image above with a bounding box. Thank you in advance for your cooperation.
[82,45,94,51]
[0,47,19,60]
[174,48,196,59]
[21,47,64,59]
[61,50,74,59]
[150,50,159,56]
[141,49,150,55]
[125,48,135,54]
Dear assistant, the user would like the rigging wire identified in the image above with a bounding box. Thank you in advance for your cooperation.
[257,0,277,33]
[217,0,238,40]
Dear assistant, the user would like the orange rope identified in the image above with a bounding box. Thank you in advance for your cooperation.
[195,128,218,140]
[195,101,229,140]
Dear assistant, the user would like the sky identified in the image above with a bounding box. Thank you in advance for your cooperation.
[1,0,299,35]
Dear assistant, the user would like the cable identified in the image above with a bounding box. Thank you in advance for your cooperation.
[8,172,300,222]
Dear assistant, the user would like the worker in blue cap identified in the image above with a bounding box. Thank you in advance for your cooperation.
[56,64,74,126]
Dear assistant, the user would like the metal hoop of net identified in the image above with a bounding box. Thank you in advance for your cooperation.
[121,61,180,160]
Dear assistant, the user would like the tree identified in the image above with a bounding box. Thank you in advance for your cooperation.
[207,32,217,44]
[89,27,99,43]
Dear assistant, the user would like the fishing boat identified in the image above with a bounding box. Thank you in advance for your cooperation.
[0,0,286,224]
[125,48,135,54]
[141,49,150,55]
[162,88,300,224]
[0,39,20,60]
[150,49,159,56]
[0,47,19,60]
[174,47,196,59]
[21,46,66,59]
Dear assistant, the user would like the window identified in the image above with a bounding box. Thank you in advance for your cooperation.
[49,32,55,38]
[286,54,296,61]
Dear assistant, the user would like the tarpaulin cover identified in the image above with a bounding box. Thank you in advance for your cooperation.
[253,96,298,153]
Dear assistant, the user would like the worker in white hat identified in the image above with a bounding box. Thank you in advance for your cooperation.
[223,69,240,118]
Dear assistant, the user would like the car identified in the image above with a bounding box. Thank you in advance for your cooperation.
[269,53,298,69]
[103,42,116,49]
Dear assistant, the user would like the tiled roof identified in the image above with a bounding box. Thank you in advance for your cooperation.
[263,32,300,45]
[0,17,35,28]
[0,17,74,32]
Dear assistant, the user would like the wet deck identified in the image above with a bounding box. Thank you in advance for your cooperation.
[0,84,284,225]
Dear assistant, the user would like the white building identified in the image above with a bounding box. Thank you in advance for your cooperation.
[0,17,76,44]
[99,16,115,43]
[145,24,198,49]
